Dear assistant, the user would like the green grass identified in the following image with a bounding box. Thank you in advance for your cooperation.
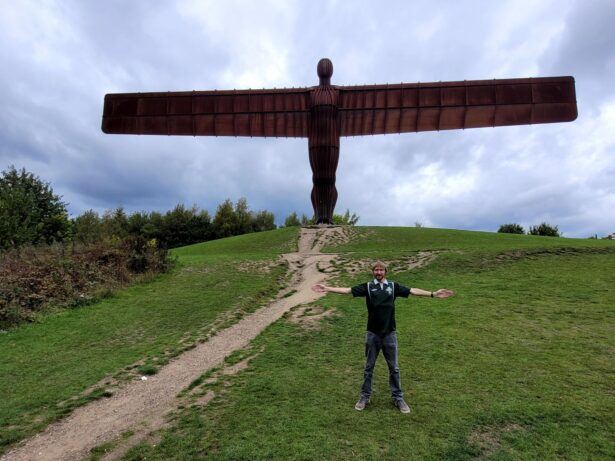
[0,227,298,451]
[325,226,613,254]
[2,226,614,460]
[122,227,614,461]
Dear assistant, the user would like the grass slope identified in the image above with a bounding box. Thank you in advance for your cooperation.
[0,228,297,452]
[1,226,613,460]
[122,227,614,461]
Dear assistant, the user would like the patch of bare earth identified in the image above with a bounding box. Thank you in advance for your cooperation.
[287,305,337,331]
[467,423,525,459]
[2,226,349,461]
[339,251,444,276]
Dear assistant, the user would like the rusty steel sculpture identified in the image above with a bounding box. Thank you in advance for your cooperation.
[102,58,577,224]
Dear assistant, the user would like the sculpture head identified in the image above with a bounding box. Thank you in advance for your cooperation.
[317,58,333,86]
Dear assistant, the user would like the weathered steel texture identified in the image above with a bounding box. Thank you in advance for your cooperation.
[338,77,577,136]
[102,88,310,138]
[101,58,578,224]
[308,63,340,223]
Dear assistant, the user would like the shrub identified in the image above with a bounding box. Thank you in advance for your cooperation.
[498,223,525,234]
[300,214,313,226]
[284,210,359,226]
[528,222,560,237]
[333,210,360,226]
[0,239,172,328]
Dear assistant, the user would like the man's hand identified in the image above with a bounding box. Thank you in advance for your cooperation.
[312,283,327,293]
[434,289,454,298]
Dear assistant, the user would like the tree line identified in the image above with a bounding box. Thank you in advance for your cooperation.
[1,166,360,251]
[72,198,276,249]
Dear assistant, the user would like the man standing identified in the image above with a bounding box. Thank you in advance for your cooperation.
[312,261,454,413]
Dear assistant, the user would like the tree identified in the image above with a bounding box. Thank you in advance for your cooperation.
[498,223,525,234]
[192,209,213,242]
[529,222,560,237]
[156,204,211,248]
[73,210,103,244]
[161,204,194,248]
[284,212,301,227]
[234,198,252,235]
[252,210,276,232]
[127,211,152,237]
[0,166,71,249]
[213,199,236,239]
[101,207,129,240]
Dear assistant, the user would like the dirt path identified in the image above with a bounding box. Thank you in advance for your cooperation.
[3,227,346,461]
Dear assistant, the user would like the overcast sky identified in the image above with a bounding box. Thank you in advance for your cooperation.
[1,0,614,237]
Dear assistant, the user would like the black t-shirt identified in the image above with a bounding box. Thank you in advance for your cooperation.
[351,280,411,337]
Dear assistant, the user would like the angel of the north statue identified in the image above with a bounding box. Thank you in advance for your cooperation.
[102,58,577,224]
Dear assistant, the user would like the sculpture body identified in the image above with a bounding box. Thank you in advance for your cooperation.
[102,59,577,224]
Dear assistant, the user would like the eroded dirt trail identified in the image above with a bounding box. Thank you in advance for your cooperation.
[3,227,346,461]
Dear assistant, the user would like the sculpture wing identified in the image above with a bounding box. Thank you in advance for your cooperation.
[338,76,577,136]
[102,88,310,138]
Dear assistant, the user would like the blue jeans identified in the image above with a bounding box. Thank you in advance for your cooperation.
[361,331,403,401]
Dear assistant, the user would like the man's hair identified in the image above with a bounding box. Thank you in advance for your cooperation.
[372,260,388,272]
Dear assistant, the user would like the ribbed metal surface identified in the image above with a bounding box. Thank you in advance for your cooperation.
[338,77,577,135]
[308,87,340,224]
[102,88,311,138]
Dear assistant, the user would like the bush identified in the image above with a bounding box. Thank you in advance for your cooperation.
[0,239,172,328]
[529,222,560,237]
[300,214,313,226]
[0,166,71,249]
[333,210,360,226]
[284,210,359,226]
[498,223,525,234]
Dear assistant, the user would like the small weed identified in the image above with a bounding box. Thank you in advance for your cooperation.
[137,364,158,376]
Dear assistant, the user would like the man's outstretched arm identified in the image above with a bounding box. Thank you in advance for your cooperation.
[409,288,454,298]
[312,284,351,294]
[312,284,454,298]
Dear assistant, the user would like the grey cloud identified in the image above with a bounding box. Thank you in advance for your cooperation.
[0,0,613,237]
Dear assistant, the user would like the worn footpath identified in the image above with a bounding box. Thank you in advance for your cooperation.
[3,227,347,461]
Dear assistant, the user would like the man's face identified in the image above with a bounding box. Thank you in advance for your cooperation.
[372,266,386,281]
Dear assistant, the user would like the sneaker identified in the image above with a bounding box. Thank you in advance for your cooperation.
[354,396,370,411]
[394,399,411,413]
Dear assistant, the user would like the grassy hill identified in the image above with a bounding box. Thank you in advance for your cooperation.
[1,226,613,460]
